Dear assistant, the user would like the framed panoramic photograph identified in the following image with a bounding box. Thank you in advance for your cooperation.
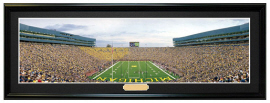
[4,3,266,100]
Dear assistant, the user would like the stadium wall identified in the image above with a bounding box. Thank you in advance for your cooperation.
[20,24,96,47]
[173,23,249,47]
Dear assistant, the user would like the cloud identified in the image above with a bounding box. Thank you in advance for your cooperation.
[20,18,249,47]
[96,40,129,47]
[45,24,88,32]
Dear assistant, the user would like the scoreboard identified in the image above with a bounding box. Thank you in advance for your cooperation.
[129,42,139,47]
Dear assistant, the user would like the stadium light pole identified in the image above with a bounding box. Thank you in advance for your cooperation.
[121,44,123,78]
[145,44,147,79]
[128,43,130,79]
[112,41,113,82]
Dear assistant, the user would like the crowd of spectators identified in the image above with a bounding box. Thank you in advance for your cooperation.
[20,42,110,83]
[124,44,249,83]
[20,42,249,83]
[79,47,129,61]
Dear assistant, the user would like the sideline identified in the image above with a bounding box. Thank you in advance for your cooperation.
[149,61,176,79]
[93,61,120,79]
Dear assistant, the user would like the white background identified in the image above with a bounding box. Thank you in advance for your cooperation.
[0,0,268,102]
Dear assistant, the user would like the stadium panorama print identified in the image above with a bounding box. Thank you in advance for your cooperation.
[19,18,249,83]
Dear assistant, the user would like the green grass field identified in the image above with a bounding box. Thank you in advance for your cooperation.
[90,61,177,83]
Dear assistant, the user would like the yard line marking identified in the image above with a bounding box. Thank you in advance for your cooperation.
[114,61,124,76]
[124,67,127,78]
[123,61,128,78]
[128,61,129,78]
[138,61,144,78]
[128,61,140,78]
[149,61,176,79]
[93,61,120,79]
[116,62,124,68]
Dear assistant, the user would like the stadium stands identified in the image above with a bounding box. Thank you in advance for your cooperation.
[123,45,249,82]
[79,47,129,61]
[19,23,249,83]
[20,41,249,83]
[19,42,110,83]
[173,23,249,47]
[20,42,249,82]
[20,24,96,47]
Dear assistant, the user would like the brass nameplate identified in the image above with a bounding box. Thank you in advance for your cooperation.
[123,84,149,91]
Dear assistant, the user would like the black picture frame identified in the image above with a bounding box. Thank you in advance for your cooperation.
[4,3,266,100]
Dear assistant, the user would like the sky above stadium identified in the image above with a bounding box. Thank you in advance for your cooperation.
[20,18,249,47]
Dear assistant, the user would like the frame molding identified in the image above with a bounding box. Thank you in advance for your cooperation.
[4,3,266,100]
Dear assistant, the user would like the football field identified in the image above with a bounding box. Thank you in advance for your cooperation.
[90,61,177,83]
